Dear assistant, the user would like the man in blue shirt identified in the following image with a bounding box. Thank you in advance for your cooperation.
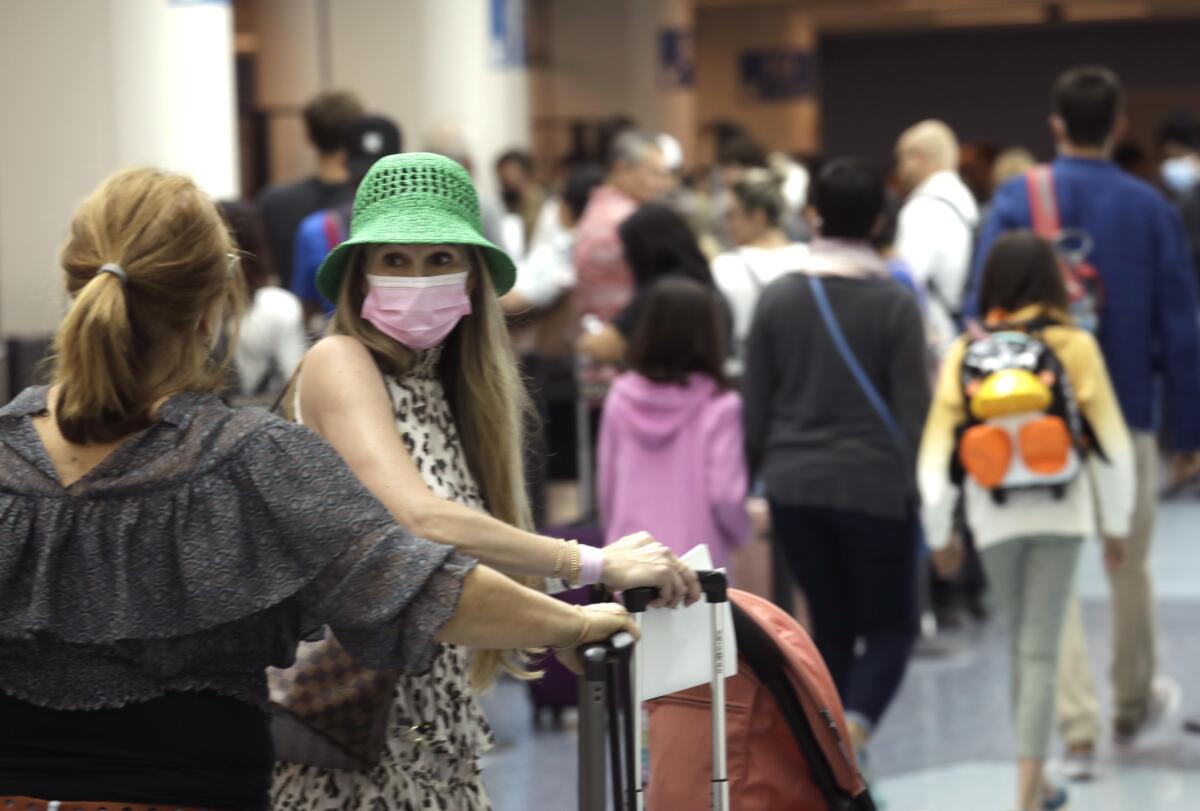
[971,66,1200,767]
[292,115,404,328]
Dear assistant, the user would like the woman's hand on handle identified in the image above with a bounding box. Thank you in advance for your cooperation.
[600,532,701,608]
[553,603,639,675]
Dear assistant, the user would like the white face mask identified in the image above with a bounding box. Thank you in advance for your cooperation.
[1161,156,1199,195]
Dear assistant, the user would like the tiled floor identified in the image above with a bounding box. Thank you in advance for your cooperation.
[480,500,1200,810]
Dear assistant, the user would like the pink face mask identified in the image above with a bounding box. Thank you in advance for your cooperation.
[361,272,472,351]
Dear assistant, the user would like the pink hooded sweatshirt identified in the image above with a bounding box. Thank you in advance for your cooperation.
[598,372,751,572]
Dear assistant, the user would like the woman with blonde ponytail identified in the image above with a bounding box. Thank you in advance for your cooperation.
[271,153,699,810]
[0,166,645,809]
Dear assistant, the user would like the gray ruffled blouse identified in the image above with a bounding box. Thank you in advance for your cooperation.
[0,386,475,712]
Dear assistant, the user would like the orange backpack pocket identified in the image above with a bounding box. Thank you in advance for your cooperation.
[1019,416,1072,475]
[959,424,1012,489]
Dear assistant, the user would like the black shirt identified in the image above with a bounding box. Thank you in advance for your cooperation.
[257,177,354,288]
[742,272,930,521]
[0,692,272,809]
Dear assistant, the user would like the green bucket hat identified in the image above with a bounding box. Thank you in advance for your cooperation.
[315,152,517,302]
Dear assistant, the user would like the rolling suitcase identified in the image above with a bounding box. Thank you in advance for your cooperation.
[646,590,876,810]
[579,571,731,811]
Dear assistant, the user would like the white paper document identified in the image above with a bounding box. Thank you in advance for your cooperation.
[638,544,738,701]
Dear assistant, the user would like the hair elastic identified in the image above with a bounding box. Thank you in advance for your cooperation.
[97,263,127,286]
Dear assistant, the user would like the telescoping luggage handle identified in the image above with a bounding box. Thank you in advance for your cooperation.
[626,570,730,811]
[578,631,636,811]
[577,572,729,811]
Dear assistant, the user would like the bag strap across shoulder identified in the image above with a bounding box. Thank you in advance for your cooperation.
[807,275,906,450]
[1026,166,1061,237]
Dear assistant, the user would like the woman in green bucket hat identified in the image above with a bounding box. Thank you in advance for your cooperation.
[271,152,699,809]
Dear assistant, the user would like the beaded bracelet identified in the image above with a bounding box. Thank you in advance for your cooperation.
[567,540,582,587]
[551,538,567,578]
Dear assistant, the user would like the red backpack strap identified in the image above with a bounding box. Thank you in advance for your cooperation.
[320,210,344,251]
[1025,165,1061,237]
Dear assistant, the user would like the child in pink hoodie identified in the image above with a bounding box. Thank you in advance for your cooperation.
[598,277,751,572]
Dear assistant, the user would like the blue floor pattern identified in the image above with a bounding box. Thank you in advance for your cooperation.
[480,500,1200,810]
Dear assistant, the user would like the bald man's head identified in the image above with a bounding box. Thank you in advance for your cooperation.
[895,120,960,194]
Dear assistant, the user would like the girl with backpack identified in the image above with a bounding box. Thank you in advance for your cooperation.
[598,277,751,572]
[919,231,1135,811]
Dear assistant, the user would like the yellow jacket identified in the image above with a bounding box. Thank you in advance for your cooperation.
[918,305,1135,551]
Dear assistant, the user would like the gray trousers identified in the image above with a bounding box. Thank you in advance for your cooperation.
[982,535,1084,759]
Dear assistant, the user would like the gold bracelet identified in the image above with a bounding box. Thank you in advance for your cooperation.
[551,539,567,578]
[568,540,582,587]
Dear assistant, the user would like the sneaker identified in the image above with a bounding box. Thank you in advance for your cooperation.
[1042,784,1070,810]
[1059,742,1095,782]
[1115,676,1182,744]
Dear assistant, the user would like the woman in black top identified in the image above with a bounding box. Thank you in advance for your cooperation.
[0,168,642,809]
[742,159,930,768]
[577,202,731,363]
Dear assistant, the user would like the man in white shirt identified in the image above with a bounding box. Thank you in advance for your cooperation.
[501,165,607,362]
[895,120,980,356]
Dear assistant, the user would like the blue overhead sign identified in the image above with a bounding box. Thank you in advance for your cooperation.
[660,28,694,89]
[490,0,527,68]
[739,49,814,102]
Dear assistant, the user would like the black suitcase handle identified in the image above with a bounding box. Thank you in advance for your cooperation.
[623,569,728,613]
[578,631,636,811]
[580,572,732,811]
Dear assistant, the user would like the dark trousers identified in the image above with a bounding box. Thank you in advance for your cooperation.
[770,502,919,730]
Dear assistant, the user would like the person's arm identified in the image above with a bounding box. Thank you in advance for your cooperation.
[705,393,752,549]
[500,290,537,316]
[1064,331,1135,541]
[888,293,933,470]
[503,240,575,313]
[1153,204,1200,453]
[576,323,628,364]
[741,294,775,479]
[917,338,967,552]
[301,336,697,602]
[895,200,942,290]
[244,418,638,674]
[436,566,634,658]
[577,290,640,363]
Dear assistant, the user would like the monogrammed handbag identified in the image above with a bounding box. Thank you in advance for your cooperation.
[267,628,399,769]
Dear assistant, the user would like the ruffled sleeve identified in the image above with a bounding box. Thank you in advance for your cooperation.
[230,420,477,674]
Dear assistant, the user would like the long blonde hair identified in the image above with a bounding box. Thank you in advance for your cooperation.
[53,167,244,444]
[300,245,537,691]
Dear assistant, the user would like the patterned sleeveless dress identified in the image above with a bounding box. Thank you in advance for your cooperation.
[272,346,494,810]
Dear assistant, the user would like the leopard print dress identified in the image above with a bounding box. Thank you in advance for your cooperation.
[272,346,494,810]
